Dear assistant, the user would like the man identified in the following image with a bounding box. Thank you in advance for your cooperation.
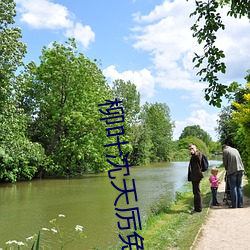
[188,143,204,214]
[222,144,244,208]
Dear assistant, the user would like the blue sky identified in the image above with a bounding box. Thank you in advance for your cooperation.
[14,0,250,141]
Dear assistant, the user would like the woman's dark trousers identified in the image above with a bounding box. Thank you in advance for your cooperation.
[192,180,202,212]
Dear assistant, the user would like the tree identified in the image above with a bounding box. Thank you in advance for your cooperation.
[216,72,250,150]
[111,79,142,165]
[178,136,209,156]
[214,72,250,176]
[138,102,174,162]
[130,122,153,165]
[216,106,240,147]
[190,0,250,107]
[209,140,222,155]
[111,79,140,126]
[231,80,250,176]
[0,0,48,182]
[179,125,212,146]
[24,39,120,175]
[0,0,27,109]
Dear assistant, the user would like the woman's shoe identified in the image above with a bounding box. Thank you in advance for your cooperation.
[190,209,202,214]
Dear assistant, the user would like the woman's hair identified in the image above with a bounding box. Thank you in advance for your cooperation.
[211,167,218,174]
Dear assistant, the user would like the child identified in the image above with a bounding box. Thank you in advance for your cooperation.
[209,168,220,206]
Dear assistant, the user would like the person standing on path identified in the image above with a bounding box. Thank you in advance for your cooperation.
[209,168,220,206]
[188,143,204,214]
[222,144,244,208]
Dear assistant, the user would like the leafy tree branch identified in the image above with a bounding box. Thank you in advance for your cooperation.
[189,0,250,107]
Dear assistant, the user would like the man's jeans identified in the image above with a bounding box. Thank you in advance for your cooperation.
[228,170,244,208]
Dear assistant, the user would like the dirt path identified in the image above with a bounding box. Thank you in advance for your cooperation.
[192,174,250,250]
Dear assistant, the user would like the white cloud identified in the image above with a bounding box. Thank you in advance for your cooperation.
[103,65,155,103]
[132,1,176,23]
[16,0,73,29]
[130,0,250,96]
[129,0,210,105]
[173,110,219,141]
[214,7,250,81]
[16,0,95,49]
[65,22,95,48]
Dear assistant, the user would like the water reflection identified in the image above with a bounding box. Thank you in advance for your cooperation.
[0,160,221,249]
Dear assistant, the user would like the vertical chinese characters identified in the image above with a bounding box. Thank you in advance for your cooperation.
[98,99,144,249]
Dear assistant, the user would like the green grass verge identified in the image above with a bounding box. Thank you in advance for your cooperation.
[109,168,225,250]
[139,182,212,249]
[243,177,250,197]
[140,169,228,250]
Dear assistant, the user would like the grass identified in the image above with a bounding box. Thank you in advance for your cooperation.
[109,167,225,250]
[243,177,250,197]
[140,182,212,250]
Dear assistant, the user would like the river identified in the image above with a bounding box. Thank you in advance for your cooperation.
[0,159,222,249]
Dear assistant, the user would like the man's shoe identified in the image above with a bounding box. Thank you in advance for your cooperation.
[228,205,236,208]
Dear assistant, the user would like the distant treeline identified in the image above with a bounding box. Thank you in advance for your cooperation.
[1,1,249,183]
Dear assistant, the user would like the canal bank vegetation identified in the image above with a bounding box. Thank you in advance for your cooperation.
[111,168,250,250]
[1,0,250,187]
[1,214,87,249]
[139,171,224,249]
[110,167,225,250]
[140,171,250,250]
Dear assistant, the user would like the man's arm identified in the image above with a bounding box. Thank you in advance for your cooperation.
[222,152,228,171]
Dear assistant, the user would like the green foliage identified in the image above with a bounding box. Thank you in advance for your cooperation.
[136,102,174,163]
[0,0,27,107]
[216,106,240,147]
[178,136,209,156]
[130,122,154,165]
[111,79,140,126]
[31,231,40,250]
[137,176,213,250]
[171,148,190,161]
[222,0,250,19]
[216,74,250,155]
[179,125,212,146]
[23,39,124,175]
[231,80,250,177]
[209,141,222,154]
[216,72,250,177]
[190,0,226,107]
[0,108,50,182]
[189,0,250,107]
[0,0,48,182]
[111,79,143,165]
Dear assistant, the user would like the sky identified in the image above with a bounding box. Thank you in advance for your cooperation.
[14,0,250,141]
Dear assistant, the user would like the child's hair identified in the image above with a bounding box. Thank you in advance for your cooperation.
[211,167,218,175]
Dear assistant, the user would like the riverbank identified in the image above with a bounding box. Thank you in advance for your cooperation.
[132,168,249,250]
[110,167,223,249]
[139,175,214,249]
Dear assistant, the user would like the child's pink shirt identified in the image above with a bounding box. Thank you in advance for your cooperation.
[209,175,219,188]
